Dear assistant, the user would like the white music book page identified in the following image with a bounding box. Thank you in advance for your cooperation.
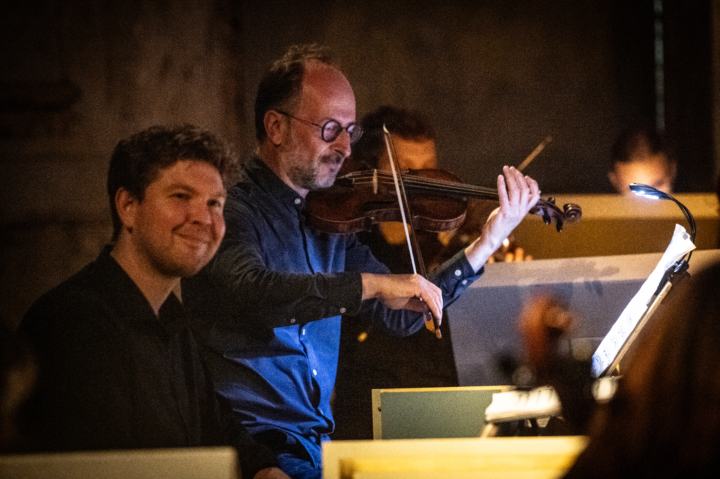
[590,224,695,377]
[484,378,619,423]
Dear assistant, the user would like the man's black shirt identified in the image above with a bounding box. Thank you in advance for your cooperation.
[19,247,277,478]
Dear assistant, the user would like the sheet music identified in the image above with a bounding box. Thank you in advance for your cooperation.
[484,377,619,423]
[484,386,561,422]
[591,224,695,377]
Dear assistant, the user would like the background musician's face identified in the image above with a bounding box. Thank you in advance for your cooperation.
[279,63,356,196]
[378,134,437,172]
[375,135,439,246]
[608,153,676,196]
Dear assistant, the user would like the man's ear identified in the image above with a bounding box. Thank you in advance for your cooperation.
[115,187,138,235]
[264,110,286,146]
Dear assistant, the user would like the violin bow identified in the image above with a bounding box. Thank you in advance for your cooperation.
[382,125,442,339]
[517,136,552,173]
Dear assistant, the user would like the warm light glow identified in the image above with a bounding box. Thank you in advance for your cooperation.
[630,183,665,200]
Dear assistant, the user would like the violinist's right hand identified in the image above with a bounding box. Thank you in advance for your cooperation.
[360,273,443,324]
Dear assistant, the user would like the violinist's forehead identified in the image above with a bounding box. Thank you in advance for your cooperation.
[297,63,356,122]
[613,153,674,194]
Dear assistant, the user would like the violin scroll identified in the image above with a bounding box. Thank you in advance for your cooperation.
[564,203,582,222]
[529,197,582,233]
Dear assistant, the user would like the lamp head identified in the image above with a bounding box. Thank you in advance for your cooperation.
[629,183,670,200]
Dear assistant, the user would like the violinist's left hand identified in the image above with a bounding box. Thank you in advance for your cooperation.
[464,166,540,271]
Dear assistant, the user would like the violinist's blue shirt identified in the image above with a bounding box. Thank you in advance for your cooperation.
[183,156,483,468]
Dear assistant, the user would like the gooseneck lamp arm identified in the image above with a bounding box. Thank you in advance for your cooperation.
[629,183,696,265]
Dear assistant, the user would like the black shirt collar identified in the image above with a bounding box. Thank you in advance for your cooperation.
[96,245,188,335]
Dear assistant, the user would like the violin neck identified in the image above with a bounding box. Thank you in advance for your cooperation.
[346,170,500,201]
[403,175,499,201]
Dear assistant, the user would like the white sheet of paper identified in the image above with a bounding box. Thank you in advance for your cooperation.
[591,224,696,377]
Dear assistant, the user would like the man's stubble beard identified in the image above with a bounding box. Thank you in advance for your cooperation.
[286,152,344,191]
[280,127,345,191]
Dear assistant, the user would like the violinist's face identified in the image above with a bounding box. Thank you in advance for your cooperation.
[279,63,356,197]
[378,135,437,171]
[609,153,676,196]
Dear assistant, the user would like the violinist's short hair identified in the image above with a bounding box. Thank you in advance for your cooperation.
[107,124,240,241]
[352,106,437,169]
[254,44,336,143]
[610,125,673,165]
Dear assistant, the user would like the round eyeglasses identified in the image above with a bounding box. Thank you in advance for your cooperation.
[276,110,363,145]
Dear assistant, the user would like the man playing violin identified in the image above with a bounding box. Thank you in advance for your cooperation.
[183,44,540,479]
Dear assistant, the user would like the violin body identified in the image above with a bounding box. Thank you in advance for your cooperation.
[306,168,468,234]
[305,167,582,235]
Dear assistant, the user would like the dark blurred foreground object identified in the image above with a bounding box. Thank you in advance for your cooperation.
[516,296,596,436]
[0,322,37,452]
[562,260,720,478]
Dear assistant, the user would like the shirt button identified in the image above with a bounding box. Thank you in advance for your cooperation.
[302,328,306,335]
[290,318,296,324]
[339,307,346,314]
[461,279,468,285]
[294,198,302,205]
[454,269,462,277]
[313,369,318,376]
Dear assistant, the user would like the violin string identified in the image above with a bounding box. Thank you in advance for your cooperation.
[346,170,498,199]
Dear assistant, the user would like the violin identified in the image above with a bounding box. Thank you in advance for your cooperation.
[305,166,582,235]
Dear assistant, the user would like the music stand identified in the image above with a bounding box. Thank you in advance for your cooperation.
[599,183,696,377]
[603,257,689,376]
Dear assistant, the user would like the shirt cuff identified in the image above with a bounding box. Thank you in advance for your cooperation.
[431,249,484,299]
[317,271,364,318]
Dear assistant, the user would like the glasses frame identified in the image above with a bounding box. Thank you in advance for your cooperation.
[275,110,363,144]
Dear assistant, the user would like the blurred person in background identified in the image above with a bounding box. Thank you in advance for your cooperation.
[608,126,676,196]
[0,322,37,452]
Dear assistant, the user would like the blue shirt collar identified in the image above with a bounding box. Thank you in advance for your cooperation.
[243,156,306,213]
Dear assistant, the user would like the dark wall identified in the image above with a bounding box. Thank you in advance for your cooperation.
[0,0,715,329]
[241,0,661,195]
[664,0,715,192]
[0,0,245,328]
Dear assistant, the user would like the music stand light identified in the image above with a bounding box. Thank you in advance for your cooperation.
[604,183,696,375]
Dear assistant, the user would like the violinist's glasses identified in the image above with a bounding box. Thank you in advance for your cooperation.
[275,110,363,144]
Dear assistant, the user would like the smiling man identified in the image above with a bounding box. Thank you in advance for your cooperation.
[183,45,540,479]
[18,125,287,479]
